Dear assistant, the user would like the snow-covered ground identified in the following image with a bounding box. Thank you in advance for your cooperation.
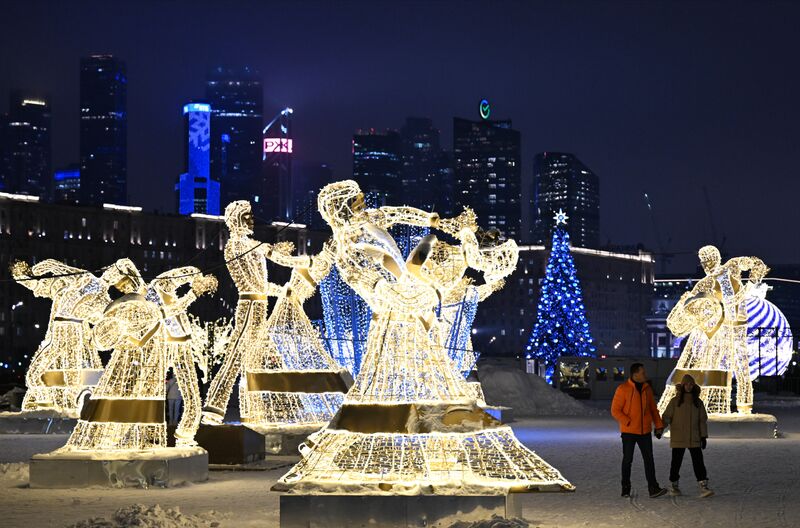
[1,404,799,527]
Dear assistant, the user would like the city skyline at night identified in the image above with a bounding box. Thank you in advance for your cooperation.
[1,1,799,270]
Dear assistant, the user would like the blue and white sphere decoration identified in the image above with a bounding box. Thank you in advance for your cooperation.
[746,295,793,378]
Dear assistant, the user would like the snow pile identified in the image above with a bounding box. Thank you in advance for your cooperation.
[0,462,29,482]
[67,504,223,528]
[0,387,24,411]
[477,359,602,417]
[449,515,530,528]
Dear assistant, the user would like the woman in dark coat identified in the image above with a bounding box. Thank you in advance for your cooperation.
[661,374,714,498]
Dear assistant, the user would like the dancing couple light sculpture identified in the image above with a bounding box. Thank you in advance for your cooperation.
[63,260,216,451]
[659,245,768,415]
[11,260,123,416]
[276,180,573,494]
[202,200,347,431]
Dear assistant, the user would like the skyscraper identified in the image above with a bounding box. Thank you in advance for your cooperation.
[294,162,333,229]
[453,117,521,241]
[532,152,600,248]
[53,163,81,204]
[352,129,402,205]
[205,67,263,209]
[399,117,453,214]
[175,102,220,215]
[0,92,51,198]
[261,107,293,221]
[79,55,127,205]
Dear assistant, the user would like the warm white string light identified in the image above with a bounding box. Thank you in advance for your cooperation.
[659,245,768,415]
[276,180,574,494]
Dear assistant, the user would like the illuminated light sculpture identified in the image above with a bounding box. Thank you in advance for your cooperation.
[11,260,114,416]
[659,245,768,415]
[63,262,217,451]
[435,229,509,377]
[524,211,596,381]
[276,180,573,494]
[320,224,429,377]
[202,200,347,429]
[241,252,349,431]
[745,285,794,379]
[147,267,218,446]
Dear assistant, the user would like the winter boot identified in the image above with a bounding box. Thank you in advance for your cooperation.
[669,481,681,496]
[649,485,667,498]
[699,480,714,498]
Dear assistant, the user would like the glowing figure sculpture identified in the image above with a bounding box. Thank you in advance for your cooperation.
[659,245,768,415]
[435,229,509,377]
[64,262,216,451]
[745,286,793,378]
[11,260,113,415]
[203,200,347,428]
[276,180,573,494]
[241,253,348,430]
[147,267,218,445]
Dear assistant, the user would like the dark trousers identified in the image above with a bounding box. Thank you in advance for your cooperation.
[669,447,707,482]
[621,433,659,489]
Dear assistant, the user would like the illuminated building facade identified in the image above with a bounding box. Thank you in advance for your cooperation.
[352,129,402,205]
[0,93,51,198]
[0,193,328,389]
[532,152,600,249]
[453,117,521,241]
[260,108,293,221]
[474,244,654,359]
[79,55,127,206]
[400,117,454,215]
[52,164,81,205]
[175,102,220,215]
[205,67,263,207]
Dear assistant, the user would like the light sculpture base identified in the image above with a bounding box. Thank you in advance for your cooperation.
[0,410,77,434]
[194,423,266,465]
[279,493,522,528]
[29,447,208,488]
[247,423,321,457]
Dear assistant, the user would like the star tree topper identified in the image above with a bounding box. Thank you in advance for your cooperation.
[553,209,569,226]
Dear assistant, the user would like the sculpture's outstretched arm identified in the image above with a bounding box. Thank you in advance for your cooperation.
[731,256,769,283]
[10,261,38,293]
[370,206,439,230]
[458,228,518,281]
[265,240,311,269]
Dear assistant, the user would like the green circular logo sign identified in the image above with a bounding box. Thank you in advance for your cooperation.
[479,99,490,120]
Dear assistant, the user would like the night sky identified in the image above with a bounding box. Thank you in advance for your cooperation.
[2,0,799,271]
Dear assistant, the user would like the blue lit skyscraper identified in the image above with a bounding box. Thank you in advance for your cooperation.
[53,163,81,204]
[79,55,127,205]
[175,102,220,215]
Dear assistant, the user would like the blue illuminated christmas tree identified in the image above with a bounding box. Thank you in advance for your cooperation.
[525,209,595,380]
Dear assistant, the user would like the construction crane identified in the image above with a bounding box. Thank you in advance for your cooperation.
[643,192,674,274]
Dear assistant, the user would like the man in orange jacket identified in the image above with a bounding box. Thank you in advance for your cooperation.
[611,362,667,498]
